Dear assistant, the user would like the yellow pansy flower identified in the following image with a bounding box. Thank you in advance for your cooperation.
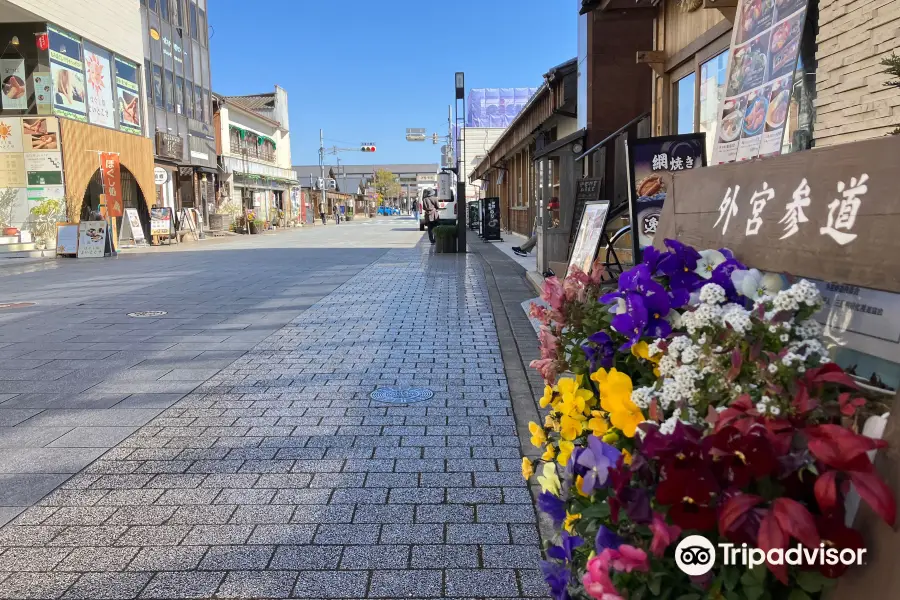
[587,411,609,436]
[574,475,589,497]
[528,422,546,449]
[622,448,633,465]
[598,368,645,438]
[559,415,584,441]
[521,456,534,480]
[537,462,561,496]
[540,385,554,408]
[557,440,575,466]
[556,377,580,398]
[541,444,556,462]
[564,512,582,534]
[558,393,586,418]
[545,414,559,432]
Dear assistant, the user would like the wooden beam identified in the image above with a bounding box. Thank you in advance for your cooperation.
[703,0,737,22]
[636,50,665,76]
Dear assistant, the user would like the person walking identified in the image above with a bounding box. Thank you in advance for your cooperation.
[319,204,326,225]
[422,189,440,244]
[339,204,346,224]
[411,198,420,223]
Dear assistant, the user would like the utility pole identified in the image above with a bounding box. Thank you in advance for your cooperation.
[454,73,467,252]
[319,129,326,223]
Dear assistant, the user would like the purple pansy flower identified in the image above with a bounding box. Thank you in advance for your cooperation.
[538,491,567,527]
[581,331,615,372]
[540,561,571,600]
[547,531,584,563]
[641,245,666,275]
[610,294,648,350]
[595,525,624,553]
[576,436,621,495]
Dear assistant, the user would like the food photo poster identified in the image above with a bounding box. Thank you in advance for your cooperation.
[711,0,809,164]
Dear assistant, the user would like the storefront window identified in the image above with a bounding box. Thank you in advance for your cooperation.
[175,76,184,114]
[160,0,169,21]
[202,88,210,123]
[152,64,163,109]
[164,69,174,112]
[193,85,202,121]
[199,8,207,45]
[675,73,696,134]
[149,0,158,11]
[699,50,729,163]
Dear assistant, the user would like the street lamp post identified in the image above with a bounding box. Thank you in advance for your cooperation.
[455,72,466,253]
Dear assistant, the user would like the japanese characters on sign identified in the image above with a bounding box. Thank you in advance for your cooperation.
[653,133,900,295]
[99,152,122,217]
[626,134,706,262]
[483,197,501,241]
[711,0,810,164]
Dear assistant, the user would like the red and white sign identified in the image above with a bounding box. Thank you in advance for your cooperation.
[100,152,122,217]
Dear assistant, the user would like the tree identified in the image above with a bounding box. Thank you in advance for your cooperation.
[373,169,400,205]
[883,53,900,135]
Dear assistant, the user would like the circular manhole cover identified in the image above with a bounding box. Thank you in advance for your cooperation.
[370,387,435,404]
[0,302,35,310]
[127,311,168,318]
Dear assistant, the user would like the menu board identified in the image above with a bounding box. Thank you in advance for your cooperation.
[483,197,501,241]
[83,43,115,129]
[568,200,611,277]
[150,207,174,236]
[48,25,87,123]
[710,0,809,165]
[56,223,78,255]
[626,134,706,261]
[77,221,107,258]
[114,57,141,135]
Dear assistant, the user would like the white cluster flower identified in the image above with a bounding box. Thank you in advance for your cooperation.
[681,346,698,364]
[659,415,681,435]
[768,363,778,374]
[682,303,725,334]
[768,279,822,314]
[772,290,801,313]
[755,394,781,417]
[631,386,656,410]
[699,283,727,305]
[721,304,753,334]
[657,355,679,378]
[793,319,822,340]
[648,339,666,357]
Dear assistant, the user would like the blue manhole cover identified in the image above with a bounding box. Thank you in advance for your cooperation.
[370,387,434,404]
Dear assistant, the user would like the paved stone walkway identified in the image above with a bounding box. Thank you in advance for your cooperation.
[0,243,545,599]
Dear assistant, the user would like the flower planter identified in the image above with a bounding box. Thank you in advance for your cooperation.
[248,222,260,234]
[3,227,17,236]
[435,236,457,253]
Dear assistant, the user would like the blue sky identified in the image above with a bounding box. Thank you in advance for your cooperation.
[209,0,576,167]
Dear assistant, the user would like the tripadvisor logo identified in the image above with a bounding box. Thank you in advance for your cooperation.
[674,535,867,576]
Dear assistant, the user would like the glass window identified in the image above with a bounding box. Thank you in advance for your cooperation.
[152,64,163,109]
[160,0,169,21]
[190,2,198,39]
[675,73,696,134]
[202,88,210,123]
[193,85,202,121]
[149,0,157,11]
[164,69,174,112]
[199,9,207,45]
[171,0,182,27]
[699,50,729,163]
[175,76,184,114]
[184,81,193,118]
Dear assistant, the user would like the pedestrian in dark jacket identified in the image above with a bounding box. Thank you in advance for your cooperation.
[422,189,440,244]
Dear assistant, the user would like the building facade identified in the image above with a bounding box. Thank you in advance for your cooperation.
[139,0,217,225]
[293,163,439,212]
[0,0,155,250]
[213,88,297,226]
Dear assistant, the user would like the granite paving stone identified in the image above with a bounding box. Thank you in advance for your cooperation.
[0,236,545,599]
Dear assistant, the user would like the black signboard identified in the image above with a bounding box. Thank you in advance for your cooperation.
[570,177,603,249]
[156,131,183,160]
[626,133,706,262]
[482,197,502,242]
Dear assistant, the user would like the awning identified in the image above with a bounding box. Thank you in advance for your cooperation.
[533,128,586,160]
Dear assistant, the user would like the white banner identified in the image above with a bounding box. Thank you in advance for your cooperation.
[83,46,115,128]
[1,59,27,110]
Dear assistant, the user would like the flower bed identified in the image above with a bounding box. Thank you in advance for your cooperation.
[525,239,895,600]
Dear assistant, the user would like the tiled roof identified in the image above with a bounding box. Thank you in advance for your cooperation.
[226,93,275,113]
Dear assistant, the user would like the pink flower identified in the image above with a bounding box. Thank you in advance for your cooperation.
[538,326,559,360]
[649,512,682,557]
[541,276,565,312]
[529,303,549,323]
[530,358,560,383]
[563,277,587,304]
[589,258,607,285]
[605,545,650,573]
[583,556,623,600]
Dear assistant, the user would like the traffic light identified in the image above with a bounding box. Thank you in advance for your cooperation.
[360,145,376,152]
[432,133,438,144]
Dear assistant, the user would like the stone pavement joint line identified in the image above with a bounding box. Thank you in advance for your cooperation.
[0,244,546,600]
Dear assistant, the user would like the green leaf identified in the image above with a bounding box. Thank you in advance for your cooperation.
[743,584,765,600]
[581,502,611,520]
[648,574,662,596]
[788,590,812,600]
[796,571,828,594]
[674,594,701,600]
[724,567,740,591]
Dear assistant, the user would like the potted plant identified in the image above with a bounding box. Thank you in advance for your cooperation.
[250,219,264,234]
[434,225,458,253]
[27,197,66,250]
[0,188,18,236]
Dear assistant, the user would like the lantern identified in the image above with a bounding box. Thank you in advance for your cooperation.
[35,32,49,51]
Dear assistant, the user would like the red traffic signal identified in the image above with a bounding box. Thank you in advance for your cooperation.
[360,145,376,152]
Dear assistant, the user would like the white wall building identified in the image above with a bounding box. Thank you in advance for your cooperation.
[462,127,505,202]
[214,87,297,224]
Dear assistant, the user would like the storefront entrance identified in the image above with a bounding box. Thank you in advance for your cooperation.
[81,165,150,240]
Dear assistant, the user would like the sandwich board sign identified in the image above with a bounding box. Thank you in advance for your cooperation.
[118,208,147,248]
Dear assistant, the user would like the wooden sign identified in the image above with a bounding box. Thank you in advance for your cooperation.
[654,134,900,294]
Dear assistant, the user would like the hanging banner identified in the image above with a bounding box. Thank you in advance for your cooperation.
[119,207,147,247]
[48,25,87,123]
[626,133,706,261]
[76,221,107,258]
[22,117,59,151]
[83,43,115,129]
[1,59,27,110]
[31,71,53,115]
[99,152,122,217]
[710,0,809,165]
[114,57,141,135]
